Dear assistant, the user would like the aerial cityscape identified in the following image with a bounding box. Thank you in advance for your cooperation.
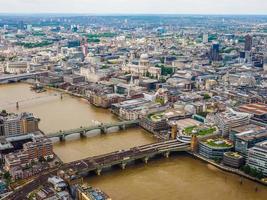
[0,1,267,200]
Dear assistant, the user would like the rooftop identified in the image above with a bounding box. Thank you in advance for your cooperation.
[148,109,186,122]
[183,125,217,137]
[224,151,243,159]
[239,103,267,116]
[216,108,251,122]
[236,130,267,142]
[231,123,266,133]
[203,138,233,149]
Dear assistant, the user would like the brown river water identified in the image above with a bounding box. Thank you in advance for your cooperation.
[0,83,266,200]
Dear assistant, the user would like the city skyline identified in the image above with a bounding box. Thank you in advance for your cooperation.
[0,0,267,15]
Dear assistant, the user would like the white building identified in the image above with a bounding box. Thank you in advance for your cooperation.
[247,140,267,176]
[207,108,251,136]
[6,62,30,74]
[263,53,267,72]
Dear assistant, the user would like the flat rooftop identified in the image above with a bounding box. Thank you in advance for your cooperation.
[174,118,201,129]
[231,124,266,133]
[203,138,233,149]
[239,103,267,116]
[236,130,267,142]
[253,140,267,151]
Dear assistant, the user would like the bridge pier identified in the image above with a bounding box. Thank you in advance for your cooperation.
[119,124,126,131]
[80,130,86,138]
[143,156,149,164]
[59,135,65,142]
[101,127,108,134]
[164,151,170,158]
[120,162,127,170]
[96,168,102,176]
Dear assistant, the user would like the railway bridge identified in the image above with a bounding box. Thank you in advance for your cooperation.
[62,139,190,176]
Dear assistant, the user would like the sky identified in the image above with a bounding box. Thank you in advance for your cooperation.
[0,0,266,15]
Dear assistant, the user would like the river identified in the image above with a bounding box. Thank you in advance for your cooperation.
[0,83,266,200]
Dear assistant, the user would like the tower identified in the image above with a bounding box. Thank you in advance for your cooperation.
[170,124,178,139]
[191,134,198,152]
[81,37,88,57]
[210,42,220,62]
[203,33,209,43]
[264,52,267,72]
[244,34,252,51]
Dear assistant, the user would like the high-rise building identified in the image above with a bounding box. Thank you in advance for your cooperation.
[244,34,253,51]
[210,42,220,62]
[263,52,267,72]
[0,119,4,137]
[18,21,25,30]
[26,24,32,32]
[203,34,209,43]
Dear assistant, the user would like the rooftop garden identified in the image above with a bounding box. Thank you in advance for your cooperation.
[224,151,243,159]
[204,138,233,148]
[183,126,217,137]
[148,112,165,122]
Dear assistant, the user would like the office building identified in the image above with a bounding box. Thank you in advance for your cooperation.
[0,113,39,137]
[235,129,267,156]
[247,140,267,176]
[209,108,251,136]
[263,52,267,72]
[223,152,244,168]
[199,138,233,160]
[244,34,253,51]
[210,43,220,62]
[6,62,29,74]
[238,103,267,123]
[203,34,209,43]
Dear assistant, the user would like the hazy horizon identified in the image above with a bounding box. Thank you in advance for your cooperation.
[0,0,266,15]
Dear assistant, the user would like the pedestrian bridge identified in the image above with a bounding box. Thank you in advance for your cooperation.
[47,120,140,141]
[61,139,191,176]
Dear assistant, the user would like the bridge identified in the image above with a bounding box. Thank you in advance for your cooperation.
[0,72,47,83]
[61,139,190,176]
[47,120,140,141]
[4,139,190,200]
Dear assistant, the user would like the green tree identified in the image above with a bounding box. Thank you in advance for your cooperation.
[3,171,11,180]
[203,94,211,100]
[3,171,11,185]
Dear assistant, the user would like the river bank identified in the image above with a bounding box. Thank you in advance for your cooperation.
[190,152,267,186]
[1,83,267,200]
[43,84,267,187]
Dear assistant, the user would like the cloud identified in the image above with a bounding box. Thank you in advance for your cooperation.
[0,0,266,14]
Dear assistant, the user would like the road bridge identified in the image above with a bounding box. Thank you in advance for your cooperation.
[0,72,47,83]
[62,139,190,176]
[47,120,140,141]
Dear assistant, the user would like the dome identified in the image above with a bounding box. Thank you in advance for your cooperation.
[140,53,149,60]
[184,104,196,114]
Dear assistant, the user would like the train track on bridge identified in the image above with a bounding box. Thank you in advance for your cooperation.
[4,140,190,199]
